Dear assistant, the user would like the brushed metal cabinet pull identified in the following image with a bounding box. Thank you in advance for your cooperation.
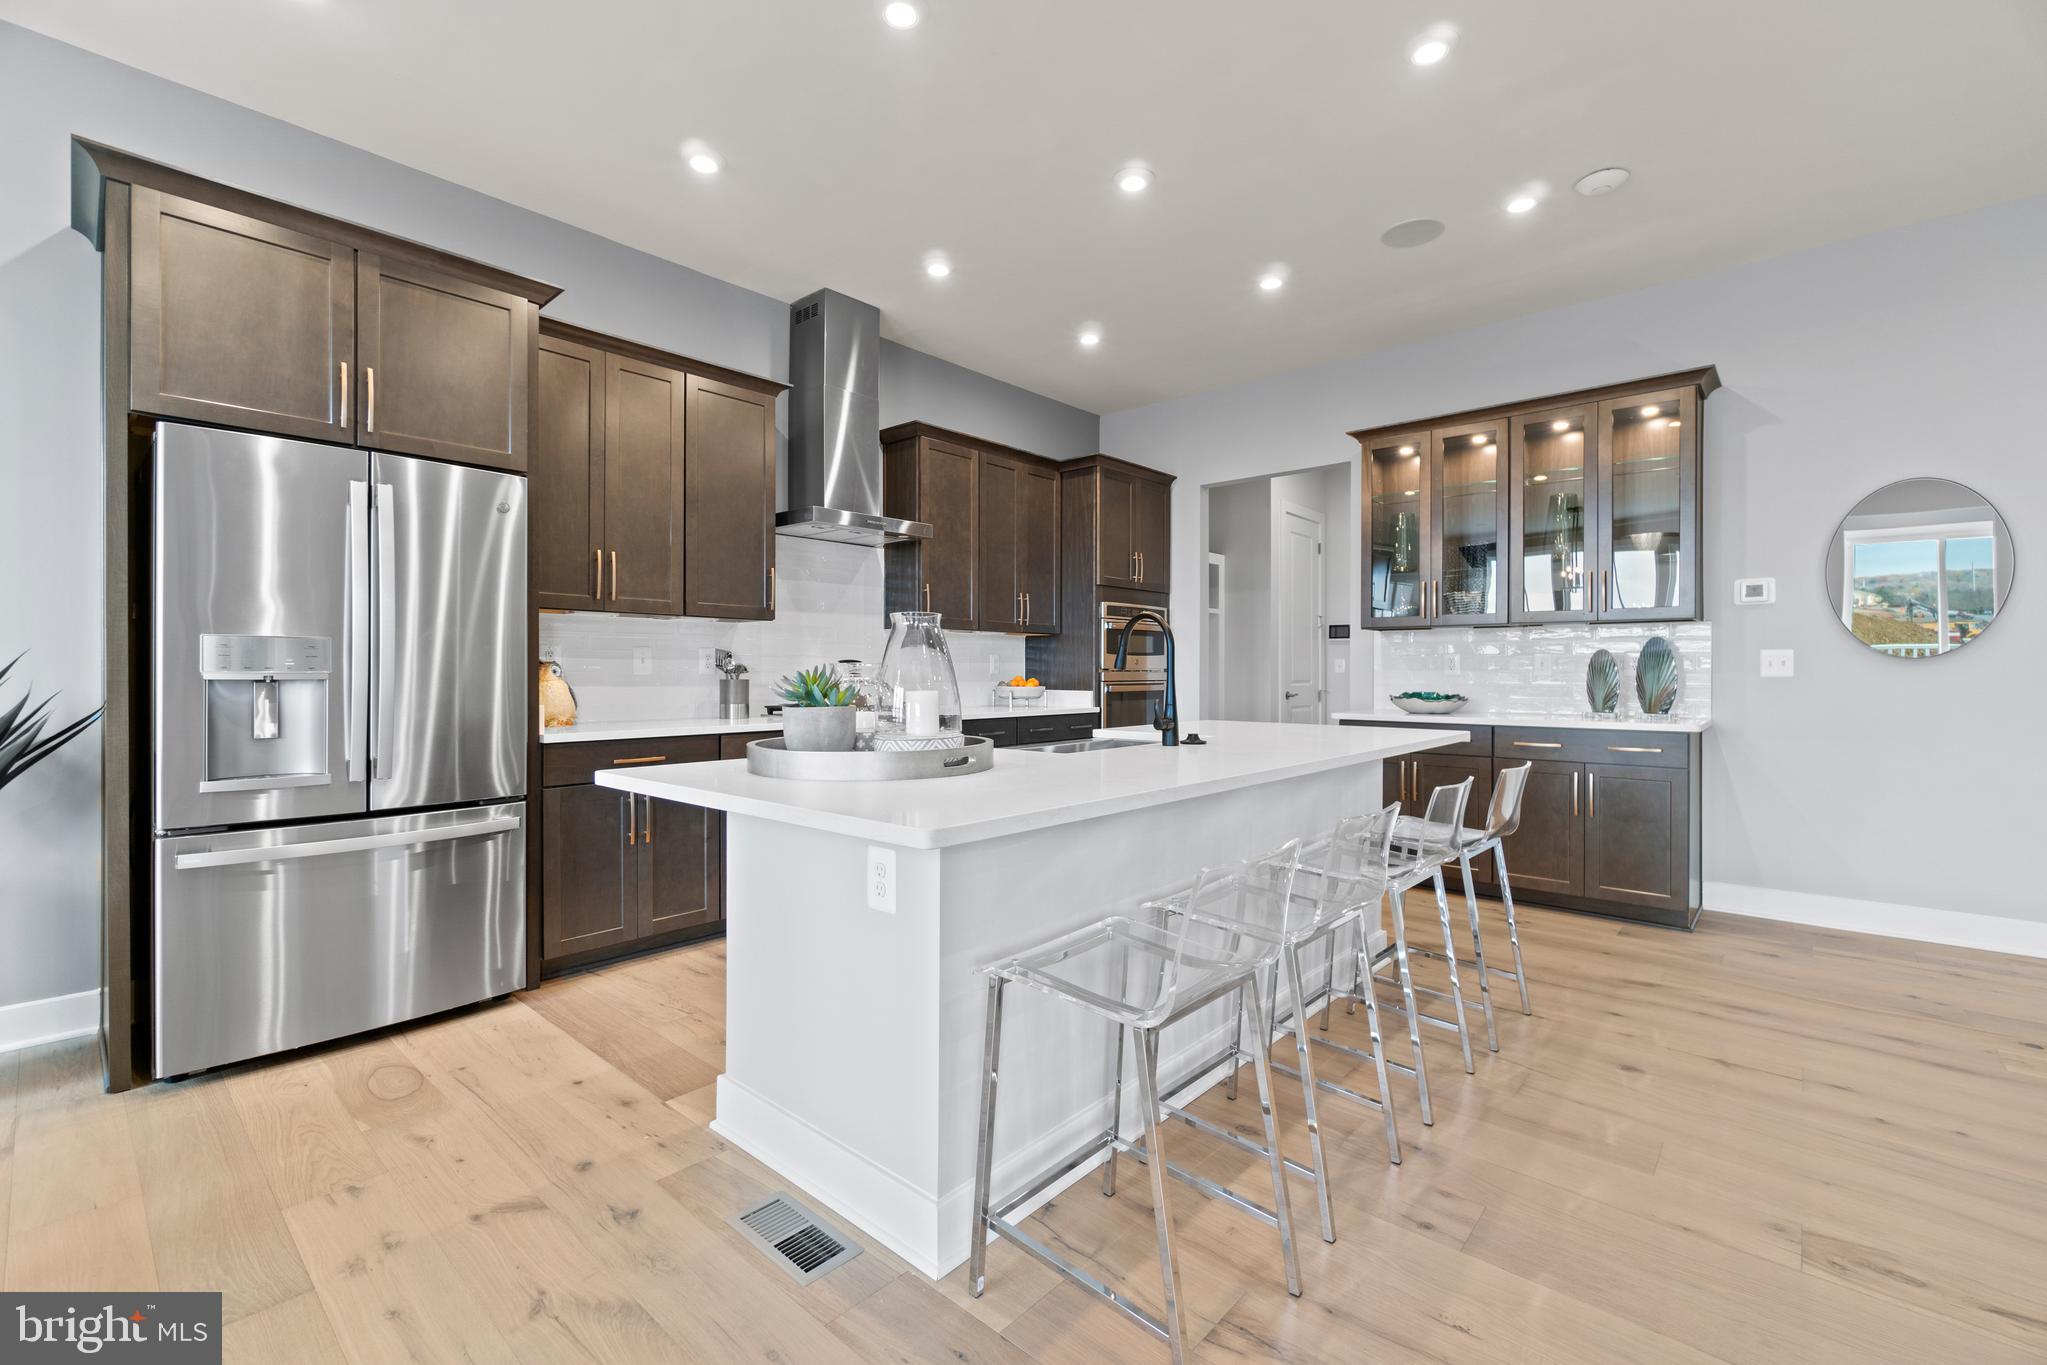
[1513,740,1563,749]
[339,361,349,425]
[365,366,376,433]
[642,795,653,847]
[1572,771,1580,816]
[594,548,603,601]
[1588,772,1596,816]
[768,565,776,612]
[626,791,636,846]
[611,755,668,765]
[1608,745,1663,753]
[923,581,932,611]
[610,550,619,602]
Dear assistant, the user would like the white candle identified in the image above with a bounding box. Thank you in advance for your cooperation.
[904,689,940,736]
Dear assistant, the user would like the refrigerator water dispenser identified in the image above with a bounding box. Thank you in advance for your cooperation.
[198,633,331,792]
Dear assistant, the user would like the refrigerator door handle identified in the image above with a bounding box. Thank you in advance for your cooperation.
[171,812,522,871]
[372,481,396,781]
[346,481,371,783]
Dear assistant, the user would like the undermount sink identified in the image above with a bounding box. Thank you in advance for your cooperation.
[1014,736,1155,755]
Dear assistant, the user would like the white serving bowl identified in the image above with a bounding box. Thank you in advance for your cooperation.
[1389,694,1468,715]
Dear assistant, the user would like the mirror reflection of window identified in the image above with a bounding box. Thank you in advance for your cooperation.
[1827,479,2011,660]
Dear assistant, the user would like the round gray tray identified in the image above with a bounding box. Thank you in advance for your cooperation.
[744,734,995,781]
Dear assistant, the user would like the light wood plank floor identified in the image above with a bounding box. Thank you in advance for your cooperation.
[7,897,2047,1364]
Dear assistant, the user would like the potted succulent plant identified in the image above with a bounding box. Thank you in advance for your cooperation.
[1,651,102,793]
[774,665,859,752]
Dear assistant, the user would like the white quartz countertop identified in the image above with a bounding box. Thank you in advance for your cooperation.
[1330,709,1712,734]
[595,719,1466,849]
[543,702,1102,745]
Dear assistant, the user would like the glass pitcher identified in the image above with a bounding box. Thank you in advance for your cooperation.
[875,612,964,744]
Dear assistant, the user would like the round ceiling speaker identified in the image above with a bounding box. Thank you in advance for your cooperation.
[1574,167,1631,197]
[1379,218,1446,249]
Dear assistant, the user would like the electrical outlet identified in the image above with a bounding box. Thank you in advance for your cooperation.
[632,646,653,676]
[1332,658,1346,675]
[538,642,558,663]
[866,846,896,914]
[1760,649,1794,678]
[698,647,717,674]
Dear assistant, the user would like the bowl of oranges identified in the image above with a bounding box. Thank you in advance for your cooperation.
[993,676,1045,702]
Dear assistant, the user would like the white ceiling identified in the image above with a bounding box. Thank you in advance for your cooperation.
[9,1,2046,413]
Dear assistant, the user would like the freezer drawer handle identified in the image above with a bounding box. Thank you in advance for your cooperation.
[172,814,521,871]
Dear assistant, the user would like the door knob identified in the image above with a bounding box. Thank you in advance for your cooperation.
[1284,690,1300,699]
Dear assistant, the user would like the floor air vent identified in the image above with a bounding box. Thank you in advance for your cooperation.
[728,1193,864,1285]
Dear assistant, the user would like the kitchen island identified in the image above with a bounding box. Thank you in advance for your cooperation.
[598,719,1464,1276]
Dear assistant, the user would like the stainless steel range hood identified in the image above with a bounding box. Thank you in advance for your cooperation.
[777,289,931,546]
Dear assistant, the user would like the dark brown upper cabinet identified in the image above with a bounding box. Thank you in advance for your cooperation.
[971,450,1061,635]
[534,332,606,611]
[883,426,981,631]
[1061,455,1175,595]
[684,375,777,620]
[356,253,534,471]
[883,423,1072,635]
[1018,462,1060,631]
[533,321,786,619]
[1352,367,1716,630]
[128,188,356,443]
[602,352,687,616]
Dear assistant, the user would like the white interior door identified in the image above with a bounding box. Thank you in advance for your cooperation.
[1277,502,1325,723]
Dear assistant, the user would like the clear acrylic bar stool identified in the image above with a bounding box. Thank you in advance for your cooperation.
[1140,807,1407,1245]
[1398,762,1535,1053]
[1365,777,1479,1117]
[969,844,1307,1364]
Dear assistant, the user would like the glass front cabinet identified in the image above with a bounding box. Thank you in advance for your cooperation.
[1355,368,1715,631]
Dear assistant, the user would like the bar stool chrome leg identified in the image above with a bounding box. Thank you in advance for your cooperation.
[1432,869,1476,1074]
[1239,981,1302,1294]
[1384,888,1433,1126]
[1458,851,1500,1053]
[1102,1021,1125,1197]
[1132,1028,1189,1362]
[969,974,1005,1299]
[1278,947,1336,1242]
[1498,842,1531,1014]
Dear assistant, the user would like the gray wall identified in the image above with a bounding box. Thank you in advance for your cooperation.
[0,21,1097,1010]
[1103,192,2047,926]
[1205,482,1272,720]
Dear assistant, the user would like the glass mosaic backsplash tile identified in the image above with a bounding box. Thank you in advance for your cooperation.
[1372,622,1711,722]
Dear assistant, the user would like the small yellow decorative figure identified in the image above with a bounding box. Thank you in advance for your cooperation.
[539,660,578,728]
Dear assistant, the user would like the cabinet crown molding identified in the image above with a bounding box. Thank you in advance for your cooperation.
[70,136,563,306]
[1347,366,1721,444]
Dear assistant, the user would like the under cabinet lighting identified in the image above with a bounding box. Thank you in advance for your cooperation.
[1640,405,1660,417]
[1533,474,1550,483]
[1397,445,1416,456]
[1551,419,1570,432]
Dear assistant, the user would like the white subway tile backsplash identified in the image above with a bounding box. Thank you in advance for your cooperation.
[539,538,1030,722]
[1372,622,1711,722]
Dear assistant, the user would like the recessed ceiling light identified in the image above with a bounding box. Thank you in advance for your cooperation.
[1257,269,1287,292]
[1380,218,1445,249]
[1532,474,1550,483]
[1575,166,1631,197]
[883,2,920,29]
[923,253,952,279]
[1505,194,1538,215]
[1551,419,1570,432]
[1410,38,1449,65]
[1640,405,1660,417]
[1405,489,1417,497]
[1397,445,1416,456]
[1668,419,1681,427]
[1471,434,1487,445]
[1115,164,1153,195]
[1078,327,1102,348]
[681,141,722,176]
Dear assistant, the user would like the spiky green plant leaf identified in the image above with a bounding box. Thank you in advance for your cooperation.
[773,665,856,708]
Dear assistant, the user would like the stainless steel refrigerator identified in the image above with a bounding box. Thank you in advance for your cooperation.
[150,422,527,1077]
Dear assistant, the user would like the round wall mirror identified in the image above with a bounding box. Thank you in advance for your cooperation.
[1826,478,2014,659]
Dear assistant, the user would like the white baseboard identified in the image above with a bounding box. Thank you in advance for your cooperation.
[0,988,99,1054]
[1703,882,2047,960]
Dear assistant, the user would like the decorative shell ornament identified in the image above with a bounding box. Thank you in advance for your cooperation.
[1585,649,1621,715]
[1635,637,1680,716]
[539,660,578,728]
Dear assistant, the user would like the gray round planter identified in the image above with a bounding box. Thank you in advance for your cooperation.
[781,705,857,752]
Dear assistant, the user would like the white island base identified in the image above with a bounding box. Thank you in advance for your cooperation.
[598,720,1463,1278]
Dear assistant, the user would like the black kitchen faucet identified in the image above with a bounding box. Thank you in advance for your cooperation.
[1113,609,1179,746]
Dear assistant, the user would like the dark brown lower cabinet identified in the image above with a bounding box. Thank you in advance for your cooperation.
[1584,762,1691,913]
[540,733,747,975]
[1346,720,1701,928]
[1495,759,1585,900]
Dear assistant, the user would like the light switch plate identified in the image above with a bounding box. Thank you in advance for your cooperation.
[633,646,653,676]
[1332,658,1347,674]
[1760,649,1794,678]
[866,846,897,913]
